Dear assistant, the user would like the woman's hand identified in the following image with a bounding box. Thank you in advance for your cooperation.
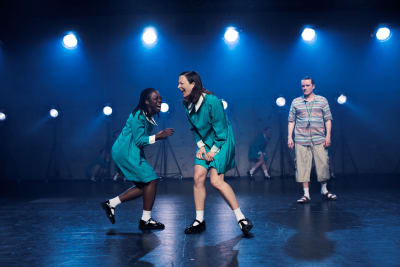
[155,128,174,140]
[204,151,216,162]
[196,146,206,160]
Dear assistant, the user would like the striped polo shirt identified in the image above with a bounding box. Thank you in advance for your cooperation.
[288,95,333,146]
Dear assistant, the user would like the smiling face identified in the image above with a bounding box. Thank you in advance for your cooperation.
[178,75,195,98]
[145,90,162,115]
[301,79,315,97]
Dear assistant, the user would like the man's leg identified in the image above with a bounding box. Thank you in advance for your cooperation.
[314,144,337,200]
[295,144,312,203]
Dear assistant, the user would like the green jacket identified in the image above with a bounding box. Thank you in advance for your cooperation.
[185,93,236,174]
[248,133,269,161]
[111,110,158,182]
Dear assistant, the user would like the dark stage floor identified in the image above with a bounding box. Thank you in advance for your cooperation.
[1,175,399,266]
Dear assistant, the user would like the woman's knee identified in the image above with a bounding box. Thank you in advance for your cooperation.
[193,174,206,187]
[210,177,224,189]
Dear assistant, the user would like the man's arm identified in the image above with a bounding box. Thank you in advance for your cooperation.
[288,121,295,149]
[324,120,332,148]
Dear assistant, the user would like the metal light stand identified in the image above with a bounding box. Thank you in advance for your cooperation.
[269,108,295,178]
[330,105,358,176]
[153,113,183,179]
[45,116,72,181]
[0,119,21,182]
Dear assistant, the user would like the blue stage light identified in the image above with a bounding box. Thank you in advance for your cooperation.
[0,112,6,121]
[337,94,347,105]
[62,33,78,49]
[142,27,157,46]
[161,103,169,113]
[224,27,239,44]
[376,27,391,41]
[50,109,59,118]
[301,27,316,42]
[103,106,113,116]
[276,97,286,107]
[221,100,228,110]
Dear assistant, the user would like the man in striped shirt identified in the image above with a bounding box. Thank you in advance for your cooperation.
[288,77,337,203]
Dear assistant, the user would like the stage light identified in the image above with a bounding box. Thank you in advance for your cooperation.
[221,99,228,110]
[0,112,6,121]
[142,27,157,46]
[49,109,59,118]
[62,33,78,49]
[301,27,316,42]
[103,106,113,116]
[224,27,239,44]
[161,103,169,113]
[376,27,391,41]
[337,94,347,105]
[276,97,286,107]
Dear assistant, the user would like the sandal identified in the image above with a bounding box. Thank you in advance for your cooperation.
[297,195,310,204]
[323,192,337,201]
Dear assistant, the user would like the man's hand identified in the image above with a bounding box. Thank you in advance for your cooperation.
[288,138,294,149]
[323,136,331,148]
[155,128,174,140]
[204,151,216,162]
[196,146,207,160]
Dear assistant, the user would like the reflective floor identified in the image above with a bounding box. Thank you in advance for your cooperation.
[1,175,399,266]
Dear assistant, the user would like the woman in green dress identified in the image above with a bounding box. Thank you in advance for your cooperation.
[101,88,174,230]
[178,71,253,235]
[247,127,272,179]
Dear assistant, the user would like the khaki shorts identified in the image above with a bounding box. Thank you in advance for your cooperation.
[295,143,330,183]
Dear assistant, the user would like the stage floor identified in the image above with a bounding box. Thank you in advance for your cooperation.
[1,175,399,266]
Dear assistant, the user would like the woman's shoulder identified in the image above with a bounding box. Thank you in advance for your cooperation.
[131,110,146,122]
[204,93,220,104]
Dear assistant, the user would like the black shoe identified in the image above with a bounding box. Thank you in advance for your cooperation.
[101,201,115,224]
[184,220,206,234]
[238,218,253,235]
[139,218,165,230]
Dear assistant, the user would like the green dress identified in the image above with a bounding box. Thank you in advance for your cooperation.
[184,94,236,174]
[248,134,269,162]
[111,110,158,183]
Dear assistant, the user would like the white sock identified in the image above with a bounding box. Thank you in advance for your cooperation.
[303,187,310,199]
[249,168,256,175]
[233,208,246,222]
[109,196,121,208]
[264,169,270,177]
[321,183,328,194]
[192,210,204,226]
[141,210,151,221]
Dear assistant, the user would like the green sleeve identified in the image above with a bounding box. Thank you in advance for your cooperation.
[209,97,228,150]
[130,114,150,148]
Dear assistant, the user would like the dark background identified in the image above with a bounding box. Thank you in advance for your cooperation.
[1,0,399,180]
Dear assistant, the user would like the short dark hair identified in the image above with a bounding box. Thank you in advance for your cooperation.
[302,76,315,85]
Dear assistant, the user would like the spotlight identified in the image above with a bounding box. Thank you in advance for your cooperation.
[301,27,316,42]
[62,33,78,49]
[376,27,391,41]
[224,27,239,44]
[0,112,6,121]
[103,106,113,116]
[221,99,228,110]
[142,27,157,46]
[161,103,169,113]
[49,109,59,118]
[276,97,286,107]
[337,94,347,105]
